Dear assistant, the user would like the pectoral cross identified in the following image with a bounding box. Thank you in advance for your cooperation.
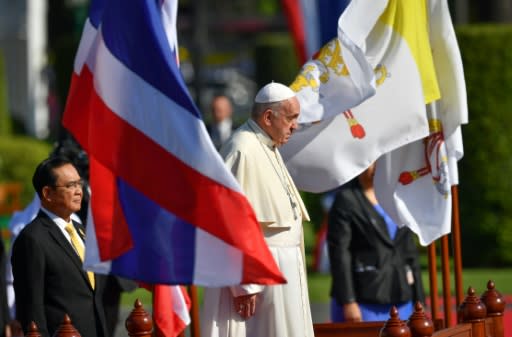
[269,146,300,221]
[288,194,299,220]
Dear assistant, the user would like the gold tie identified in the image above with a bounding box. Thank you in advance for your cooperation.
[65,223,95,289]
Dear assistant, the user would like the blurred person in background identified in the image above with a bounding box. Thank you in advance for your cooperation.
[206,94,235,150]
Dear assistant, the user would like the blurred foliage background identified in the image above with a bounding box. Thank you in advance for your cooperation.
[456,24,512,267]
[0,136,52,205]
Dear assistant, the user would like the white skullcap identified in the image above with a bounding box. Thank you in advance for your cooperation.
[254,82,296,103]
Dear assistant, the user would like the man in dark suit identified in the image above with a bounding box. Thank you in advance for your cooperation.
[11,156,107,337]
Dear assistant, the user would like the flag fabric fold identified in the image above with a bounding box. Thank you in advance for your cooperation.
[153,285,191,337]
[137,283,191,337]
[374,104,455,245]
[374,0,468,245]
[282,0,467,245]
[64,0,284,287]
[282,0,440,193]
[281,0,351,65]
[63,11,285,337]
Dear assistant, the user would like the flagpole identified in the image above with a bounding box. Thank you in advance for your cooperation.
[427,243,440,326]
[451,185,464,306]
[189,286,201,337]
[440,235,452,326]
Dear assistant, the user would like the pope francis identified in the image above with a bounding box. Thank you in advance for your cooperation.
[201,82,315,337]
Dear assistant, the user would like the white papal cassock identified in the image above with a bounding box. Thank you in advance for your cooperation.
[201,119,314,337]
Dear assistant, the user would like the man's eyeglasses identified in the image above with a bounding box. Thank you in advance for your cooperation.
[52,179,85,190]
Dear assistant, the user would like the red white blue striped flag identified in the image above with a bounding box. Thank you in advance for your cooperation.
[281,0,351,64]
[64,0,284,287]
[63,0,284,336]
[62,0,285,334]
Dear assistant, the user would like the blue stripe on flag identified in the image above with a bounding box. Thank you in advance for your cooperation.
[112,179,196,283]
[317,0,350,44]
[88,0,106,29]
[100,0,200,118]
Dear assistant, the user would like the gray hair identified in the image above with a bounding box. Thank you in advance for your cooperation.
[251,101,284,119]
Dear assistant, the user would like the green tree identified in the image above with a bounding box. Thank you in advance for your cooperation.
[0,136,52,205]
[457,24,512,266]
[0,50,12,137]
[253,33,300,88]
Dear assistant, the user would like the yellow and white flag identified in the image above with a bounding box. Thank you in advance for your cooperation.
[282,0,440,193]
[374,0,468,245]
[281,0,468,245]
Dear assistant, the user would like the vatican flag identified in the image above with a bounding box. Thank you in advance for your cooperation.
[282,0,468,245]
[282,0,441,193]
[374,0,468,245]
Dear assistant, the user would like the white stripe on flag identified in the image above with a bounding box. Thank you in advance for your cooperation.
[84,173,245,284]
[171,286,191,325]
[160,0,179,56]
[194,228,243,285]
[84,201,112,273]
[74,19,98,74]
[85,29,241,193]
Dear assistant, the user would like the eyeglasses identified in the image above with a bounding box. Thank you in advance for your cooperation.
[52,179,85,190]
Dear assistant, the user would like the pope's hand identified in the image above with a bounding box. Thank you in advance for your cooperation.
[234,293,257,319]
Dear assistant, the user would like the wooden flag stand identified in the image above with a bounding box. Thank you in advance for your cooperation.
[427,185,464,328]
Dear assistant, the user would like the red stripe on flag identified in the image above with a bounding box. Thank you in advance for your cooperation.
[153,285,190,337]
[89,156,133,260]
[64,72,133,260]
[281,0,307,65]
[63,72,93,149]
[62,66,285,284]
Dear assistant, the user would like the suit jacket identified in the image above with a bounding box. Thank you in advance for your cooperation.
[11,211,107,337]
[327,180,424,306]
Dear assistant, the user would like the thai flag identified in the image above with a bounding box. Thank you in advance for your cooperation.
[62,0,285,318]
[140,283,191,337]
[281,0,351,64]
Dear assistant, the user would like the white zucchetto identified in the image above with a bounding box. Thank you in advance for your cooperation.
[254,82,296,103]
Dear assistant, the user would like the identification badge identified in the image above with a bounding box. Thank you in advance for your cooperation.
[405,265,415,285]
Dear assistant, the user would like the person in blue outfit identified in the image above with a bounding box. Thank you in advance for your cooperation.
[327,162,424,322]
